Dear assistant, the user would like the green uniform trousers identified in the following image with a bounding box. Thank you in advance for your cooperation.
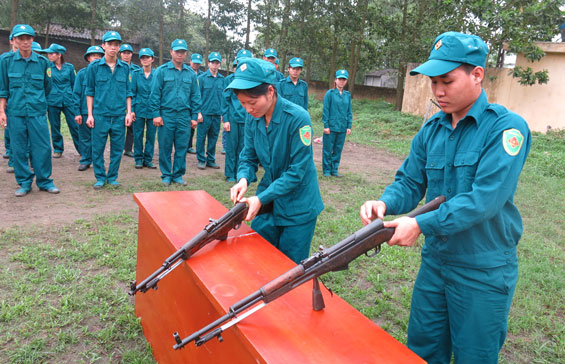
[224,122,245,180]
[91,115,125,184]
[157,117,190,181]
[133,117,156,166]
[251,213,317,264]
[78,114,92,166]
[48,105,81,155]
[322,131,346,175]
[196,115,220,164]
[408,254,518,364]
[10,115,54,189]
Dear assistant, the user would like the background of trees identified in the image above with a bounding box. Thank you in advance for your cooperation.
[2,0,563,105]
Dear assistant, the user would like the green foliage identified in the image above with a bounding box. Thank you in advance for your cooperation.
[525,130,565,178]
[509,66,550,86]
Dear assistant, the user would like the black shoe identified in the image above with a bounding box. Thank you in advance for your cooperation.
[78,164,90,171]
[53,152,62,158]
[124,151,134,157]
[144,162,157,169]
[135,164,143,169]
[2,153,9,159]
[187,148,196,154]
[206,162,220,169]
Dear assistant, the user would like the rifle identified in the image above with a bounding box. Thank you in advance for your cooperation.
[172,196,446,349]
[129,201,272,296]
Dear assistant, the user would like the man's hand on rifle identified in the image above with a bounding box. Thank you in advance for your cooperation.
[383,216,421,247]
[230,178,248,204]
[360,200,387,225]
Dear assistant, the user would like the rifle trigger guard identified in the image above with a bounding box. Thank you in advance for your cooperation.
[234,222,241,230]
[365,245,381,258]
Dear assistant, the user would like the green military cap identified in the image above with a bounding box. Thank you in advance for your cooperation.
[120,44,133,53]
[11,24,35,38]
[289,57,304,68]
[264,48,277,58]
[191,53,203,63]
[32,42,42,52]
[171,39,188,51]
[139,48,154,58]
[42,43,66,54]
[336,69,349,79]
[410,31,489,77]
[226,58,276,90]
[236,49,252,59]
[208,52,222,62]
[102,31,122,43]
[84,45,105,61]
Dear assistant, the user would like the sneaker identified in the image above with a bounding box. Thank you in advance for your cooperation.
[206,162,220,169]
[15,187,31,197]
[144,162,157,169]
[78,164,90,171]
[135,164,143,169]
[53,152,62,158]
[2,153,9,159]
[124,151,134,157]
[172,178,187,186]
[161,177,171,186]
[40,186,60,194]
[187,148,196,154]
[197,162,206,170]
[6,166,14,173]
[93,181,105,190]
[108,181,121,187]
[323,173,331,177]
[226,177,236,182]
[331,173,344,178]
[221,149,226,155]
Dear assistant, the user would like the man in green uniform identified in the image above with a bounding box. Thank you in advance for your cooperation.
[187,53,204,154]
[120,43,140,158]
[196,52,224,170]
[0,24,60,196]
[150,39,201,186]
[277,57,308,110]
[360,32,531,364]
[263,48,285,81]
[228,58,324,263]
[86,31,133,189]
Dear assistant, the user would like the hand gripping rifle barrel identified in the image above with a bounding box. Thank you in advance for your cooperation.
[172,196,446,349]
[129,202,256,296]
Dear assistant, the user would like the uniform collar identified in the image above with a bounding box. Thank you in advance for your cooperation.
[99,57,126,68]
[431,89,488,126]
[166,61,189,71]
[14,50,39,62]
[269,94,283,125]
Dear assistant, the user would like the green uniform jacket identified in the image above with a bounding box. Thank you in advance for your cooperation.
[72,67,88,116]
[380,90,531,268]
[238,96,324,226]
[0,50,52,117]
[221,73,247,123]
[131,68,155,119]
[322,88,352,132]
[149,61,201,121]
[85,58,133,117]
[198,70,224,116]
[277,76,308,110]
[47,62,75,107]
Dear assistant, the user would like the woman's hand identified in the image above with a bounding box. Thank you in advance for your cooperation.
[230,178,248,204]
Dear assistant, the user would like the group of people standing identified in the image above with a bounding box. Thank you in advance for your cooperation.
[1,23,532,364]
[0,24,354,195]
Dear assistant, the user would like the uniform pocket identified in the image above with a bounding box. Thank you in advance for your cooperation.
[425,156,444,196]
[8,72,23,88]
[454,151,479,192]
[30,73,44,89]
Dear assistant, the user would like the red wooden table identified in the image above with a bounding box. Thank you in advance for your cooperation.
[133,190,425,364]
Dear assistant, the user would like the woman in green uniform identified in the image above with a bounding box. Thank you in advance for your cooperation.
[228,58,324,263]
[322,69,352,177]
[44,43,81,159]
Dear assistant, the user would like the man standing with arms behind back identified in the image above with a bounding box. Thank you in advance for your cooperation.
[360,32,531,364]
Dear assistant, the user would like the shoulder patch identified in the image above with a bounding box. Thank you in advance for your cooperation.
[46,67,52,78]
[299,125,312,146]
[502,128,524,156]
[129,73,132,83]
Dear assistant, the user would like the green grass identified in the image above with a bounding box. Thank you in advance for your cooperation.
[0,100,563,363]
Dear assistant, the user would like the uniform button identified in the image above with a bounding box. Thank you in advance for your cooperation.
[448,163,453,167]
[504,251,509,255]
[442,236,447,242]
[447,188,451,193]
[449,136,454,141]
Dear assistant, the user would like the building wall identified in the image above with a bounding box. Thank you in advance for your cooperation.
[402,42,565,133]
[308,79,397,103]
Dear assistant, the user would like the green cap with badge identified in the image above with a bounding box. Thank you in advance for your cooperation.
[264,48,277,58]
[171,39,188,51]
[289,57,304,68]
[336,69,349,79]
[410,32,489,77]
[120,44,133,53]
[226,58,276,90]
[84,45,105,61]
[11,24,35,38]
[208,52,221,62]
[191,53,203,63]
[42,43,66,54]
[139,48,154,58]
[102,31,122,43]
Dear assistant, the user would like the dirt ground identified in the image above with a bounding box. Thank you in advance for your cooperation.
[0,137,403,230]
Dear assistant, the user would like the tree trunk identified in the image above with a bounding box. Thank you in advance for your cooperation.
[394,0,409,111]
[265,0,271,48]
[329,34,338,89]
[279,0,291,70]
[348,0,369,96]
[179,0,185,38]
[90,0,97,45]
[44,19,51,47]
[10,0,19,29]
[297,0,307,54]
[245,0,252,48]
[206,0,211,65]
[159,0,164,65]
[306,52,312,83]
